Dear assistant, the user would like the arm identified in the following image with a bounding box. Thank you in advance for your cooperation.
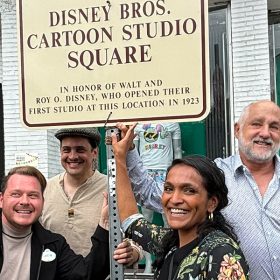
[113,239,143,266]
[134,138,140,153]
[172,123,182,159]
[172,138,182,159]
[110,122,163,213]
[126,145,163,213]
[112,123,139,222]
[99,191,142,267]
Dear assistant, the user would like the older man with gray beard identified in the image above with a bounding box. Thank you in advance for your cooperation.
[121,100,280,280]
[214,100,280,280]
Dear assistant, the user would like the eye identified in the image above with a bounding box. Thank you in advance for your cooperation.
[29,193,40,199]
[270,124,280,131]
[183,186,197,194]
[251,122,262,127]
[163,184,173,193]
[76,147,86,153]
[62,147,71,153]
[11,192,21,198]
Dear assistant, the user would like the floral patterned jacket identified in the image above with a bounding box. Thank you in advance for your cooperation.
[126,218,250,280]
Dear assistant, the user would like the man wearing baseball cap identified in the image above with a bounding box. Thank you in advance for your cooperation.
[40,127,141,267]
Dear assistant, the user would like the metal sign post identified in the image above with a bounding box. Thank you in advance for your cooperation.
[105,127,154,280]
[105,127,124,280]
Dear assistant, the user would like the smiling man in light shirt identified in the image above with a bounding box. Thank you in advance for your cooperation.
[41,127,141,271]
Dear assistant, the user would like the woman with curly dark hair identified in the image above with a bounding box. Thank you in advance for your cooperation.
[112,124,249,280]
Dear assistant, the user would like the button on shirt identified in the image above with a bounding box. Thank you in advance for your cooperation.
[127,149,280,280]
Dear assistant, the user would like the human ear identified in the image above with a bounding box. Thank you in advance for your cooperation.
[234,122,240,138]
[207,196,218,213]
[0,193,3,208]
[92,147,99,158]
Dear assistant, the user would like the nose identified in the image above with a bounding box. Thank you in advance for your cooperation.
[259,124,270,138]
[68,149,78,159]
[19,194,30,205]
[170,190,183,204]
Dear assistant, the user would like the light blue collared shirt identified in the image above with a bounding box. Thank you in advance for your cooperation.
[127,149,280,280]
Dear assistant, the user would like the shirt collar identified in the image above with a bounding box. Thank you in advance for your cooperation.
[233,154,244,174]
[58,171,96,189]
[233,153,280,178]
[273,154,280,180]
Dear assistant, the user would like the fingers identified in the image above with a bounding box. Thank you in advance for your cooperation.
[114,252,133,264]
[116,122,129,132]
[111,132,118,145]
[116,122,137,136]
[99,192,109,230]
[117,239,131,249]
[102,192,108,208]
[113,240,134,264]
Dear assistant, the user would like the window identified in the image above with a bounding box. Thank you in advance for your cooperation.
[206,6,231,159]
[269,22,280,103]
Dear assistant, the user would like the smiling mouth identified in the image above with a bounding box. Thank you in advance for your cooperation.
[253,140,272,147]
[253,138,273,146]
[16,210,32,214]
[170,208,189,215]
[66,162,83,166]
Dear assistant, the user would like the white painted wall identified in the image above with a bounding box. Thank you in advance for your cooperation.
[231,0,271,122]
[0,3,62,178]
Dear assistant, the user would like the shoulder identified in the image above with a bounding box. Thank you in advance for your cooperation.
[86,170,107,194]
[94,169,106,179]
[201,230,240,251]
[165,122,180,131]
[92,170,107,184]
[214,155,237,170]
[177,231,249,280]
[47,173,64,186]
[33,221,66,245]
[274,155,280,175]
[44,173,64,198]
[200,231,249,277]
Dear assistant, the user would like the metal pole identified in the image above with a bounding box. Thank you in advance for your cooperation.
[105,127,124,280]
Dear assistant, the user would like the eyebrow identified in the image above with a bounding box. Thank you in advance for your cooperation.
[61,145,87,149]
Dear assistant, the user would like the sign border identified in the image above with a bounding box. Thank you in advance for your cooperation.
[18,0,209,127]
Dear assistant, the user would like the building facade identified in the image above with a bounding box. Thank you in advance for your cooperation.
[0,0,279,178]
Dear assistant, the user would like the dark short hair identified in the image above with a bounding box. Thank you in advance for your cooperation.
[1,166,47,194]
[55,127,101,149]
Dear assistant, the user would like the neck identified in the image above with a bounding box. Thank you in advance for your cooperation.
[64,170,94,188]
[2,217,32,237]
[240,153,276,196]
[178,230,198,248]
[240,154,275,175]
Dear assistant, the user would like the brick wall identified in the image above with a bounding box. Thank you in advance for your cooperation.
[231,0,271,122]
[0,6,62,178]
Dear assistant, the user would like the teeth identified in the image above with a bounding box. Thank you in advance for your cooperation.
[16,210,32,214]
[256,141,269,145]
[170,208,187,214]
[68,162,81,166]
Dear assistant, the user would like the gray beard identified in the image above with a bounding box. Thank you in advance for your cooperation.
[238,139,278,163]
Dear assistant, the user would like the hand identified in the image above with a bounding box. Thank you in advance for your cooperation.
[113,238,140,266]
[99,192,109,230]
[112,123,137,161]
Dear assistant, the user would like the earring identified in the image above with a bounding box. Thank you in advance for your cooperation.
[208,212,213,221]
